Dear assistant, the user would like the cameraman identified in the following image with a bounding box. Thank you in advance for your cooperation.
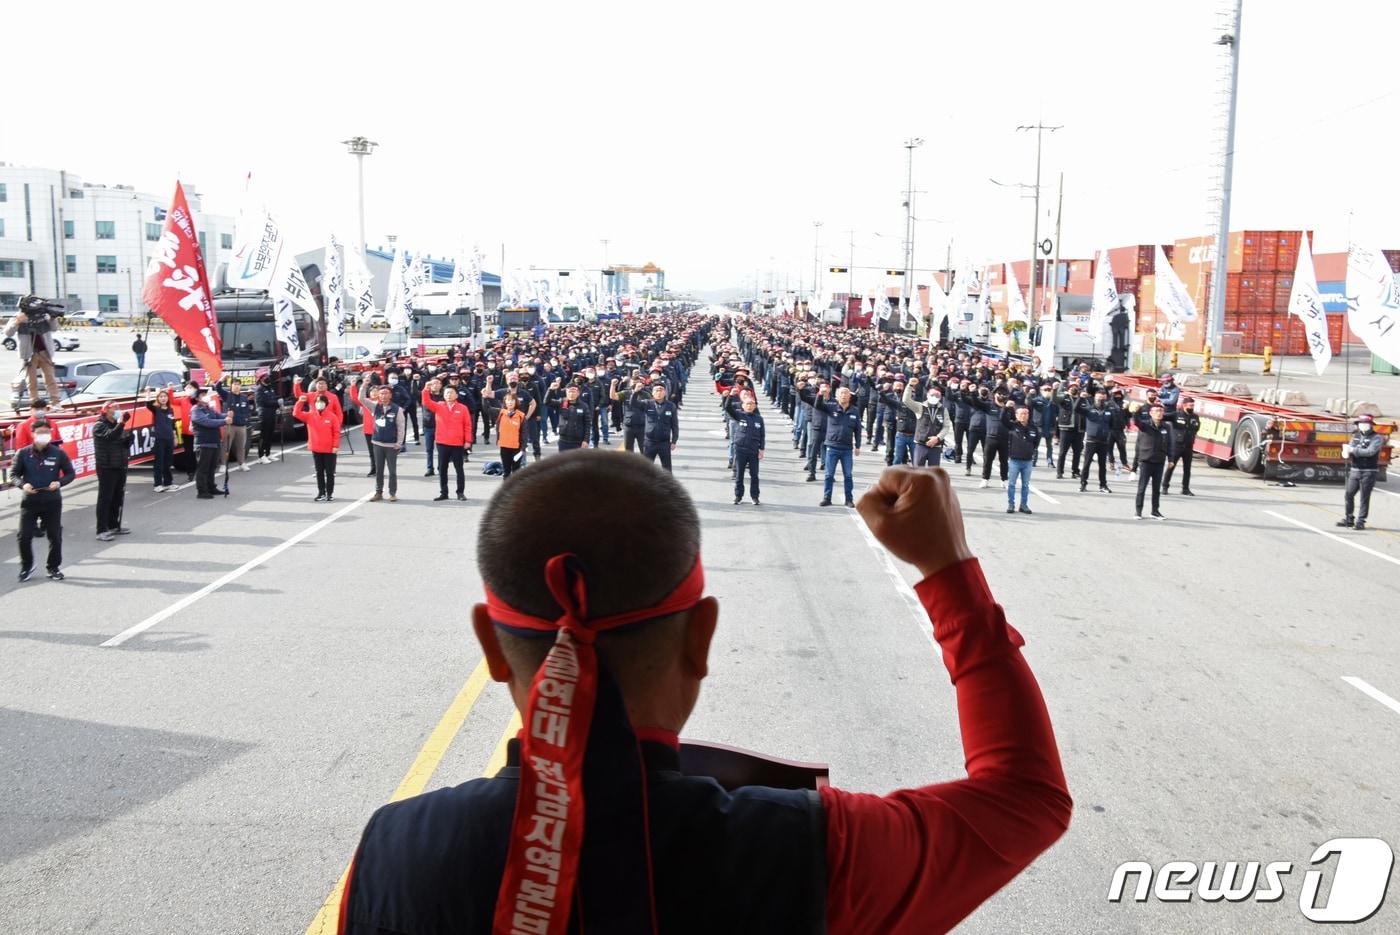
[4,297,65,407]
[93,400,135,541]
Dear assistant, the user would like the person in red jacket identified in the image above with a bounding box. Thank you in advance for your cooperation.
[421,379,473,501]
[294,389,343,502]
[339,458,1071,935]
[347,374,380,476]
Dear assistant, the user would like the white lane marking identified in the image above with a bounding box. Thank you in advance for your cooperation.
[1029,484,1060,505]
[846,510,935,646]
[1342,677,1400,717]
[100,491,375,647]
[1374,487,1400,500]
[1262,510,1400,568]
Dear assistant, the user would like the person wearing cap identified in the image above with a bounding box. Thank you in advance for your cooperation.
[877,378,918,467]
[614,372,649,453]
[337,456,1070,935]
[1107,387,1130,475]
[494,393,528,479]
[4,298,64,405]
[545,377,592,452]
[255,374,281,464]
[800,381,831,481]
[903,378,952,467]
[724,390,765,504]
[633,380,680,473]
[1157,373,1181,416]
[13,397,58,449]
[1005,404,1041,514]
[818,386,863,507]
[1054,384,1086,480]
[1338,414,1384,531]
[348,375,382,476]
[1079,389,1115,494]
[92,400,135,540]
[12,418,74,582]
[1132,403,1172,520]
[191,388,231,500]
[978,390,1016,488]
[143,386,178,491]
[215,377,254,473]
[1163,396,1200,496]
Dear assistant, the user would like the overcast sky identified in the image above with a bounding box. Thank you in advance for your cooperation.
[7,0,1397,293]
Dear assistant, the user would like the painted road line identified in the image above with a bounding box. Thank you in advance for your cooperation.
[483,712,523,778]
[1342,677,1400,718]
[846,510,934,646]
[1263,510,1400,568]
[1374,486,1400,500]
[100,491,376,647]
[1029,484,1060,505]
[304,659,492,935]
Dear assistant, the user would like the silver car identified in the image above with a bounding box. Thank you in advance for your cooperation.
[9,356,120,408]
[65,368,185,406]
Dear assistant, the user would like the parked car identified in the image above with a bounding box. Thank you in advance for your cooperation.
[65,368,184,406]
[9,357,120,408]
[326,344,374,362]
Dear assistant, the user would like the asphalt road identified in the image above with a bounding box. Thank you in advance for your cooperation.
[2,348,1399,933]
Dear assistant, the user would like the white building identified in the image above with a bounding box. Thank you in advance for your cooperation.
[0,162,235,317]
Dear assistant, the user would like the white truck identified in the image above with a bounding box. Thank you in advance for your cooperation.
[1031,294,1136,373]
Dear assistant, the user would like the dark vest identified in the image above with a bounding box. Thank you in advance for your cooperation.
[343,741,827,935]
[371,403,401,445]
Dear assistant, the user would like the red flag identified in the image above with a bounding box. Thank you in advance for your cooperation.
[143,182,222,380]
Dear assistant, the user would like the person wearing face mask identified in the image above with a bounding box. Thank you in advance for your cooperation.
[1337,414,1384,531]
[92,400,135,541]
[1005,405,1041,515]
[725,389,766,504]
[255,374,281,464]
[583,367,610,448]
[962,386,993,478]
[13,418,75,581]
[949,380,975,466]
[356,383,406,502]
[1079,389,1114,494]
[1029,384,1057,468]
[347,375,382,476]
[1107,388,1130,475]
[1163,397,1200,496]
[144,386,178,491]
[903,378,952,467]
[191,389,231,499]
[1054,385,1086,480]
[215,377,254,473]
[422,379,474,501]
[295,386,344,502]
[545,377,592,452]
[978,391,1016,488]
[495,393,528,478]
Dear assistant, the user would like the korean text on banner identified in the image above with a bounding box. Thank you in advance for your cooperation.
[142,182,221,380]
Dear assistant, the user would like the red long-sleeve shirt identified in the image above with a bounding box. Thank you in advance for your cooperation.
[821,557,1072,933]
[421,387,473,447]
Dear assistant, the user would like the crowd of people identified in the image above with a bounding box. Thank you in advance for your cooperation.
[705,316,1212,520]
[5,308,1391,583]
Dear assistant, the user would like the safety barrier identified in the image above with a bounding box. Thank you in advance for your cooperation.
[1206,379,1252,397]
[1324,398,1381,418]
[1256,388,1309,406]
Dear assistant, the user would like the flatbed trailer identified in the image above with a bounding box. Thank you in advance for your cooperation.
[1111,373,1394,482]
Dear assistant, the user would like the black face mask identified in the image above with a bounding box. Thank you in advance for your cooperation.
[509,381,519,388]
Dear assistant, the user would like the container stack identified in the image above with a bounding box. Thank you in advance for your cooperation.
[1105,245,1170,329]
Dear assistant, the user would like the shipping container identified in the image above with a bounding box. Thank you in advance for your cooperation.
[1385,249,1400,273]
[1069,259,1094,281]
[1314,252,1348,281]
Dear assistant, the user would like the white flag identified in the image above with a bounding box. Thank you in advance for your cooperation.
[1153,244,1199,325]
[930,274,952,333]
[1005,262,1030,323]
[272,297,301,354]
[324,235,346,340]
[226,205,318,318]
[344,243,375,317]
[449,248,471,312]
[877,293,892,321]
[977,270,993,329]
[907,288,924,330]
[384,247,412,330]
[1346,245,1400,368]
[1287,236,1332,375]
[1088,249,1119,339]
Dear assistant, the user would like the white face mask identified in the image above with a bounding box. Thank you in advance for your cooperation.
[316,401,328,412]
[33,433,52,447]
[388,377,399,385]
[1359,423,1374,433]
[929,395,942,406]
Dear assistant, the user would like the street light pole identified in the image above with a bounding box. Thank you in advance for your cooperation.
[902,138,923,315]
[813,221,823,303]
[1208,0,1243,352]
[1017,123,1061,322]
[341,136,378,254]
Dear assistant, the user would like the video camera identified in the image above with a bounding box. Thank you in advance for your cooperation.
[17,295,64,336]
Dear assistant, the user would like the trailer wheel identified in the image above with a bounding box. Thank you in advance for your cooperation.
[1233,418,1265,474]
[1206,455,1229,468]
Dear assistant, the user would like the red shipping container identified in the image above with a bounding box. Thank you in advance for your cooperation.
[1114,277,1138,295]
[1328,314,1343,350]
[1384,249,1400,273]
[1314,252,1348,281]
[1069,259,1095,280]
[1255,273,1277,294]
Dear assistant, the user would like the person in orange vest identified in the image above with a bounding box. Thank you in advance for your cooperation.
[495,393,528,479]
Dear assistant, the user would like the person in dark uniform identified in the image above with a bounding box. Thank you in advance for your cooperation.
[337,455,1070,935]
[92,400,134,540]
[1079,389,1114,493]
[633,380,680,472]
[1133,403,1172,520]
[1055,385,1086,480]
[1337,413,1384,531]
[1163,396,1200,496]
[725,391,765,504]
[13,419,75,581]
[978,391,1015,487]
[818,386,863,507]
[545,378,592,452]
[798,380,830,481]
[613,372,647,453]
[1005,404,1041,515]
[255,374,281,464]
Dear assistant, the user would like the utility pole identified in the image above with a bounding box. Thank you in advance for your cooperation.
[1016,123,1062,320]
[813,221,823,302]
[1052,172,1064,314]
[846,230,855,298]
[903,139,923,315]
[341,137,378,254]
[1207,0,1243,351]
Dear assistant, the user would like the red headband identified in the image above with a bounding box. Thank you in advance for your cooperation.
[486,553,705,935]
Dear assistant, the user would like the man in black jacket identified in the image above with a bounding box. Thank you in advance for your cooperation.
[1080,389,1114,493]
[1163,397,1200,496]
[1055,386,1086,480]
[1337,414,1385,530]
[255,374,280,464]
[633,380,680,473]
[13,419,75,581]
[725,392,765,504]
[1005,405,1041,515]
[978,392,1016,488]
[92,400,134,541]
[818,386,863,507]
[545,378,592,452]
[1133,403,1172,519]
[798,381,830,481]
